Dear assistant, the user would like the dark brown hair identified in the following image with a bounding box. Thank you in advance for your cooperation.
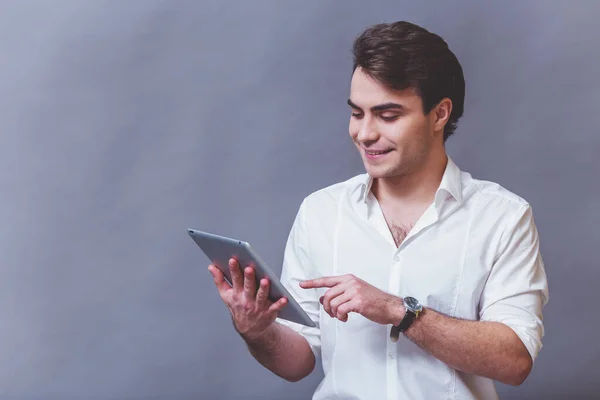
[352,21,465,142]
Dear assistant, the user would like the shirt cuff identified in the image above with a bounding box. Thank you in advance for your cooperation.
[480,298,544,362]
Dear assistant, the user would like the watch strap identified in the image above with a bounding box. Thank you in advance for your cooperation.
[397,309,416,332]
[390,309,417,342]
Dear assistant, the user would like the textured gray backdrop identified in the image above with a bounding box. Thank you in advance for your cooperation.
[1,1,598,399]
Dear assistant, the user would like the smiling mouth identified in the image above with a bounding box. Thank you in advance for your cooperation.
[364,149,393,155]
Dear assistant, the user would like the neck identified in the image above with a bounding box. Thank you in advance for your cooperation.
[373,147,448,207]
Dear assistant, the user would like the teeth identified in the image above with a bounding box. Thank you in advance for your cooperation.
[367,150,389,155]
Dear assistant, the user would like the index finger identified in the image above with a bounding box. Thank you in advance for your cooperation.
[300,276,344,289]
[228,258,244,291]
[208,265,231,298]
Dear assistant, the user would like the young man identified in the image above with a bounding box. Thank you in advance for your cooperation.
[208,21,548,399]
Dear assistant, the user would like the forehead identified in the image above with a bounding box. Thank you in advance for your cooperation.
[349,67,421,108]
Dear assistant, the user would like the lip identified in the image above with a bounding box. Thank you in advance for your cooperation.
[363,148,393,160]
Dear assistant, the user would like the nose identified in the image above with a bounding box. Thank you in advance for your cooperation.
[355,116,379,143]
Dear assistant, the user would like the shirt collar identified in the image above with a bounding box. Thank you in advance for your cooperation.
[438,157,463,205]
[357,156,463,205]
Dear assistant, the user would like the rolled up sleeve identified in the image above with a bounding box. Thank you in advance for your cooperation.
[275,198,321,360]
[479,204,549,361]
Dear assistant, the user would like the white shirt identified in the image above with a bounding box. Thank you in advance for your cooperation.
[275,158,549,400]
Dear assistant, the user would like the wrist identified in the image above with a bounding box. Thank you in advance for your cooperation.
[387,295,406,326]
[241,322,277,344]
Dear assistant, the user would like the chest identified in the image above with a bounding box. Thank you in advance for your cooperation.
[388,223,412,248]
[313,204,498,320]
[378,202,428,247]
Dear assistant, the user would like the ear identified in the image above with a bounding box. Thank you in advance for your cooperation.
[432,98,453,133]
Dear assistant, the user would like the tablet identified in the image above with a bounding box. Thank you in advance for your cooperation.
[187,229,316,328]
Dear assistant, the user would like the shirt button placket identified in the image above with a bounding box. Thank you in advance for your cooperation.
[387,253,401,400]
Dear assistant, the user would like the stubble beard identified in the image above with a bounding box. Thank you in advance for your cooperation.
[369,139,431,181]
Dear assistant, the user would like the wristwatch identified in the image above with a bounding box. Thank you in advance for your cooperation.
[390,296,423,343]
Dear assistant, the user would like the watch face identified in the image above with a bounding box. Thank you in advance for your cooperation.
[404,296,422,312]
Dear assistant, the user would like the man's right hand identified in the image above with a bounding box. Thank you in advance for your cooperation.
[208,258,288,342]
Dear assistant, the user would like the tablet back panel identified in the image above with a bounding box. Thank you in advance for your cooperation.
[188,229,316,327]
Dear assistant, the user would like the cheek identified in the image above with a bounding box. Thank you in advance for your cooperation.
[375,121,405,146]
[384,117,426,145]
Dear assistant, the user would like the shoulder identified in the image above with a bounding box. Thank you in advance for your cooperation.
[460,173,540,265]
[464,173,531,216]
[298,173,367,217]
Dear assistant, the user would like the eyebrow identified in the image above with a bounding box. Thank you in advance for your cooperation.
[347,99,405,112]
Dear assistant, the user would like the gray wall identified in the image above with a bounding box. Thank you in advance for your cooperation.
[1,1,598,399]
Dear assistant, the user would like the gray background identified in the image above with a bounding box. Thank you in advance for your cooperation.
[0,1,598,399]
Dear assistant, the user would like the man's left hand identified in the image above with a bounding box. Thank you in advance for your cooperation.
[300,274,402,324]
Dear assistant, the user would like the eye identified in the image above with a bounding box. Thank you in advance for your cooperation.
[380,114,399,122]
[351,112,363,119]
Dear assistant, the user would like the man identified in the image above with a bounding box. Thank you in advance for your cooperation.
[208,21,548,399]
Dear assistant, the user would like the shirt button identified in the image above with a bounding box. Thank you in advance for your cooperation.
[388,352,395,359]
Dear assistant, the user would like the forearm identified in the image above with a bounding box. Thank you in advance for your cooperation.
[244,322,315,382]
[391,302,532,385]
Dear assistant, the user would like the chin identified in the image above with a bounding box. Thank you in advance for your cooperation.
[363,161,408,180]
[363,163,393,179]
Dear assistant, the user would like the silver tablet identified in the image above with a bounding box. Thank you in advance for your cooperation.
[188,229,316,328]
